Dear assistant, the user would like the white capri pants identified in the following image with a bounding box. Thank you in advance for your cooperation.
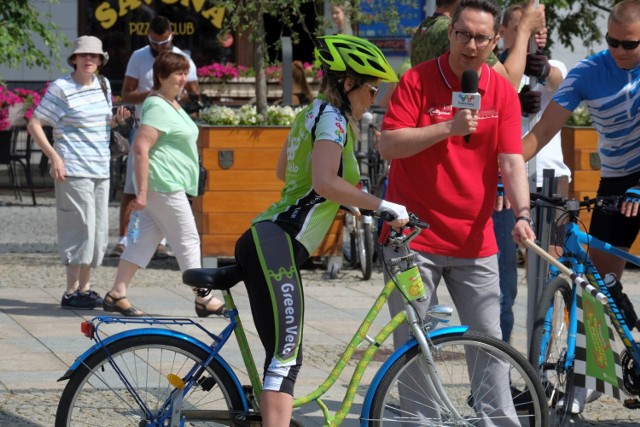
[120,190,200,271]
[55,177,109,267]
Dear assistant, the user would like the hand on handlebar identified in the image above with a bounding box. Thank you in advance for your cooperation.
[622,185,640,217]
[376,200,410,228]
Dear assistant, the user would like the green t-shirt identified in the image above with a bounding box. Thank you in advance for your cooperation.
[254,99,360,254]
[138,96,200,195]
[410,14,498,67]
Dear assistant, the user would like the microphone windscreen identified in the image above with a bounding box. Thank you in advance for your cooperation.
[461,69,479,93]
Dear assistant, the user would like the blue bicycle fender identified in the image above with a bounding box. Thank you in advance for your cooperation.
[58,328,248,410]
[359,326,469,425]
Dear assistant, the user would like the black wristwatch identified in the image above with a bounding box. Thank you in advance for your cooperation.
[516,216,533,226]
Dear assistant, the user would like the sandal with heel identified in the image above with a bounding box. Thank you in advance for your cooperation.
[195,295,227,318]
[103,292,144,317]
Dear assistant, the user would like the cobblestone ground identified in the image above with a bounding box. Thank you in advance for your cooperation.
[1,192,640,425]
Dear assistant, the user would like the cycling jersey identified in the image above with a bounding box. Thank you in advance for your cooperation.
[238,97,360,394]
[553,49,640,178]
[254,98,360,254]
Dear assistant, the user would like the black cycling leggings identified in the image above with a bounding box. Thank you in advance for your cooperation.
[234,221,309,396]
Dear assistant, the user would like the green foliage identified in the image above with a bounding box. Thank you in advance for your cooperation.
[498,0,618,52]
[0,0,69,75]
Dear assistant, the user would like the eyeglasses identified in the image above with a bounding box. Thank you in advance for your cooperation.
[148,34,173,47]
[453,29,495,48]
[605,33,640,50]
[364,82,379,98]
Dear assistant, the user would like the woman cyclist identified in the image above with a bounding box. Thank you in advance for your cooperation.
[234,34,409,426]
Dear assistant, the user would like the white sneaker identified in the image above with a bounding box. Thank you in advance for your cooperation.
[558,387,600,414]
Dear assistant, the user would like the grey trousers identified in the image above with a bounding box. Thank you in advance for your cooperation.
[384,247,519,426]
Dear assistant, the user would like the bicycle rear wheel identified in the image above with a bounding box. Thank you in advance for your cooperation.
[368,331,547,426]
[530,276,575,425]
[55,335,245,426]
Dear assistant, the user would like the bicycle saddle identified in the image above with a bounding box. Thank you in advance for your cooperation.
[182,265,244,290]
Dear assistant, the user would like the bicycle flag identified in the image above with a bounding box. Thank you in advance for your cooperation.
[575,290,626,401]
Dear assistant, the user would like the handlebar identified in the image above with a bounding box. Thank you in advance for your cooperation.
[358,209,429,230]
[530,193,623,214]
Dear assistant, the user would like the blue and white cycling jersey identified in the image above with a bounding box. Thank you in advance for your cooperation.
[554,49,640,178]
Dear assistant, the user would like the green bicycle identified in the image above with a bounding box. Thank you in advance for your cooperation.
[55,212,548,426]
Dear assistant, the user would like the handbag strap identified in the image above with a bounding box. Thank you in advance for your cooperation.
[97,75,111,106]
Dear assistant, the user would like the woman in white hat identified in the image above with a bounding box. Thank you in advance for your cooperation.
[27,35,130,310]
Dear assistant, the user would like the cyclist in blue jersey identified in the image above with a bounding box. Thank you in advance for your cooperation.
[234,35,409,427]
[523,0,640,283]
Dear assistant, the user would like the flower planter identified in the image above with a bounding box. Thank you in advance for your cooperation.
[193,125,343,265]
[198,77,321,102]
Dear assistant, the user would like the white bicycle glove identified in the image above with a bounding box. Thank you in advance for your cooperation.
[376,200,409,221]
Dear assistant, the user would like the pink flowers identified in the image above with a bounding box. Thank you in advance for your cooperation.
[197,61,321,81]
[197,62,242,80]
[0,85,47,131]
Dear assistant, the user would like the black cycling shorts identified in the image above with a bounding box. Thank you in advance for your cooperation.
[235,221,309,396]
[589,172,640,248]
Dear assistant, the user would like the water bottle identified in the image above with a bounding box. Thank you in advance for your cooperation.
[604,273,639,331]
[128,211,140,244]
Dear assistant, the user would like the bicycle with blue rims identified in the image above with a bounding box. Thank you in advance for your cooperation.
[55,211,547,426]
[527,193,640,426]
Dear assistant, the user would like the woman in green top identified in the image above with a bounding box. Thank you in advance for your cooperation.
[234,35,409,426]
[104,51,224,317]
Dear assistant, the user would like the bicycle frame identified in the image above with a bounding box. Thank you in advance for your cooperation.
[546,220,640,378]
[63,274,468,427]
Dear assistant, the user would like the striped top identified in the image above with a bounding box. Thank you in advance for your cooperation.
[33,74,111,178]
[553,50,640,178]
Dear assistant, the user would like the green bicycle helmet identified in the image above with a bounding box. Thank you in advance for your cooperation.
[315,34,398,83]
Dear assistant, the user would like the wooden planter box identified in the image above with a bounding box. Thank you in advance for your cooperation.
[561,125,640,255]
[193,125,343,266]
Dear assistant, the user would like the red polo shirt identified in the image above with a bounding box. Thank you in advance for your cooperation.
[382,51,522,258]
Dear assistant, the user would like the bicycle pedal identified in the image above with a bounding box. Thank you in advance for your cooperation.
[623,398,640,409]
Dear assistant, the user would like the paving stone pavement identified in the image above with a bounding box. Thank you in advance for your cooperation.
[1,191,640,426]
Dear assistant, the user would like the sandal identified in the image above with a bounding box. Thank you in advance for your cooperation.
[103,292,144,317]
[195,295,227,318]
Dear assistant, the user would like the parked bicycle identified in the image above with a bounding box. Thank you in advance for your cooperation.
[526,193,640,426]
[55,211,547,426]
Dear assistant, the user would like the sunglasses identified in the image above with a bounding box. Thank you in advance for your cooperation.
[148,34,173,46]
[364,82,379,98]
[605,33,640,50]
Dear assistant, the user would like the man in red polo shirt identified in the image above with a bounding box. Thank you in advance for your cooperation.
[379,0,534,421]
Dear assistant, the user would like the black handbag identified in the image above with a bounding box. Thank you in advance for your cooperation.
[97,75,130,157]
[196,162,207,197]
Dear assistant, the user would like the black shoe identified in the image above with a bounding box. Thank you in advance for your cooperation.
[61,291,101,310]
[81,289,104,306]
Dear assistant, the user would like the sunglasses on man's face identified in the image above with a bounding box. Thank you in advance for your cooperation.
[605,33,640,50]
[148,34,173,47]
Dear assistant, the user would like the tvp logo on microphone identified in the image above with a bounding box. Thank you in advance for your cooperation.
[452,92,481,110]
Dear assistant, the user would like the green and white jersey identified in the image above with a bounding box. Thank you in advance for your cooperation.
[254,99,360,254]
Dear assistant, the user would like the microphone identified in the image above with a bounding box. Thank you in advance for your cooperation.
[451,69,481,143]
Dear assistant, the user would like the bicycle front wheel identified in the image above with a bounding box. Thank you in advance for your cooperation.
[55,335,245,426]
[368,331,548,426]
[529,276,574,425]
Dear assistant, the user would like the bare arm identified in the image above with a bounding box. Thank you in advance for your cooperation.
[499,152,536,245]
[378,109,477,160]
[27,117,65,181]
[545,66,563,92]
[132,124,161,210]
[522,100,572,160]
[501,0,545,89]
[121,76,149,104]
